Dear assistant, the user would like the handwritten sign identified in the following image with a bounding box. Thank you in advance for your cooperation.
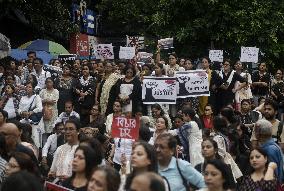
[119,46,136,59]
[176,70,210,98]
[209,50,223,62]
[95,44,114,59]
[111,116,140,139]
[45,181,74,191]
[158,38,174,49]
[142,77,177,104]
[240,47,259,63]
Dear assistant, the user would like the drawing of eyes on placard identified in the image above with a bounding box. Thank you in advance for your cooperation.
[95,44,114,59]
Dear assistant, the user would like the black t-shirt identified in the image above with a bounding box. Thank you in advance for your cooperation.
[251,71,270,96]
[62,177,87,191]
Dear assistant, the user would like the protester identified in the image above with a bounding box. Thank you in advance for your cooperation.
[124,141,158,190]
[178,106,203,166]
[130,172,166,191]
[198,159,236,191]
[41,122,65,167]
[31,58,51,90]
[18,81,44,148]
[87,166,121,191]
[74,64,96,127]
[253,119,284,183]
[39,77,59,144]
[0,123,38,163]
[0,84,20,120]
[1,171,44,191]
[251,62,270,105]
[48,119,80,180]
[62,145,98,191]
[53,100,80,126]
[237,147,277,190]
[54,64,77,114]
[155,133,206,191]
[115,64,142,114]
[5,151,39,177]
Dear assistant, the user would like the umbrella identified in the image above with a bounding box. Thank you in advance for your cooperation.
[18,39,69,56]
[0,33,11,59]
[9,49,54,65]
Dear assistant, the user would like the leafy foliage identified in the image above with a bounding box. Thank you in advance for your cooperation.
[98,0,284,66]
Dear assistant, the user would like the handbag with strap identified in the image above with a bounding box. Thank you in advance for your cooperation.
[176,158,197,191]
[28,95,43,125]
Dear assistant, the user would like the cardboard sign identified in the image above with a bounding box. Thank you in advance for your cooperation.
[119,46,136,59]
[158,38,174,49]
[111,116,140,139]
[45,181,74,191]
[95,44,114,59]
[142,77,177,104]
[209,50,223,62]
[126,36,144,50]
[176,70,210,98]
[240,47,259,63]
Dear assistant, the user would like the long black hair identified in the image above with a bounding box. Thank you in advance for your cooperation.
[124,141,158,190]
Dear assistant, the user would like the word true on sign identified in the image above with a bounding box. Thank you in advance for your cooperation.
[111,116,140,140]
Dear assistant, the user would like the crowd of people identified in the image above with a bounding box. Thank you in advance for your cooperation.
[0,46,283,191]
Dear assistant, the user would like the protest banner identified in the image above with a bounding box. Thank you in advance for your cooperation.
[58,54,77,62]
[45,181,74,191]
[209,50,223,62]
[142,77,177,104]
[95,44,114,59]
[176,70,210,98]
[119,46,136,59]
[137,52,153,60]
[158,38,174,49]
[111,116,140,140]
[240,47,259,63]
[126,36,145,50]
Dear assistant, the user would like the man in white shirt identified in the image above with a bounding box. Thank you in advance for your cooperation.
[31,58,51,90]
[41,122,65,167]
[53,101,80,127]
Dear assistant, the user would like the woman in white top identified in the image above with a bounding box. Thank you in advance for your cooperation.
[18,82,44,148]
[105,101,123,134]
[39,77,59,136]
[149,116,177,145]
[0,84,19,120]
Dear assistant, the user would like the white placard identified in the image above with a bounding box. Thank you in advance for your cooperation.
[176,70,210,98]
[95,44,114,59]
[119,47,136,59]
[158,38,174,49]
[126,36,144,49]
[240,47,259,63]
[142,77,177,104]
[209,50,223,62]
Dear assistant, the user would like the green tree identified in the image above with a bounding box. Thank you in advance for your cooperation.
[98,0,284,68]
